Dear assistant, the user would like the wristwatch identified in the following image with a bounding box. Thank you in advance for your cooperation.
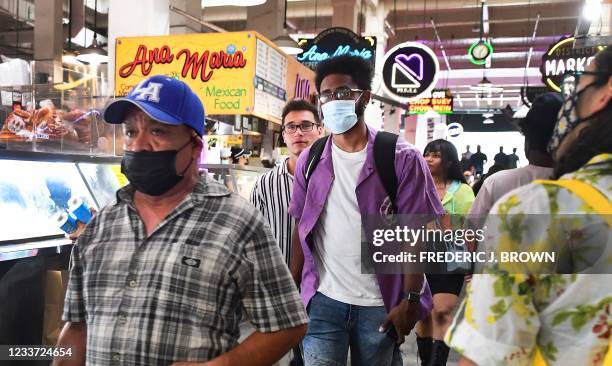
[403,291,421,304]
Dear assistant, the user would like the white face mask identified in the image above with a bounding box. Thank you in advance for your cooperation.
[321,99,359,134]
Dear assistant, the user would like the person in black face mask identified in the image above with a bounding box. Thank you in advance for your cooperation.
[54,75,308,366]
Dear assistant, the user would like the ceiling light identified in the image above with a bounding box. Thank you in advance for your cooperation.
[76,37,108,64]
[483,112,494,118]
[583,0,603,21]
[469,76,503,93]
[272,0,303,55]
[273,31,303,55]
[201,0,266,6]
[483,118,494,124]
[76,0,108,65]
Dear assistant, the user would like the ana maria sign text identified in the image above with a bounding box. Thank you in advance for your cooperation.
[297,27,376,70]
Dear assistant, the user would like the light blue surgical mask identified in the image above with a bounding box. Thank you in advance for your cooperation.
[321,99,359,134]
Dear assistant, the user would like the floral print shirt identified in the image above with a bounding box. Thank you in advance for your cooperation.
[446,154,611,366]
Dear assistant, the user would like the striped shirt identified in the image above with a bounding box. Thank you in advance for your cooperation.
[63,175,308,365]
[250,157,294,266]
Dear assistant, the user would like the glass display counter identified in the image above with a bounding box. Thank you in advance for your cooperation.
[201,164,270,200]
[0,151,122,261]
[0,77,120,156]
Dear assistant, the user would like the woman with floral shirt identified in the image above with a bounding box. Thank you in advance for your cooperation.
[446,47,611,365]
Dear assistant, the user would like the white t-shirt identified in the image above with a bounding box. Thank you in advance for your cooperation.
[313,142,384,306]
[469,164,553,217]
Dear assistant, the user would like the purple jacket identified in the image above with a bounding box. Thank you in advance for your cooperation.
[288,125,445,318]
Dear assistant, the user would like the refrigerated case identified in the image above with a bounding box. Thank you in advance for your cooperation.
[0,151,122,355]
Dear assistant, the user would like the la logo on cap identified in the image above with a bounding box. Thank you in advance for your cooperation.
[132,81,163,103]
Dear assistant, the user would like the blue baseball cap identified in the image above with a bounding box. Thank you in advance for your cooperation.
[103,75,205,136]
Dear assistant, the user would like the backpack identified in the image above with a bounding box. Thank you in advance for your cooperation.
[304,131,399,208]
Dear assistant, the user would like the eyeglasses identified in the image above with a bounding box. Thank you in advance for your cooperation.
[561,71,610,97]
[282,121,320,134]
[318,87,363,104]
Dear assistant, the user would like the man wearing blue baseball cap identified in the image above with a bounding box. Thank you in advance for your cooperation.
[54,75,308,366]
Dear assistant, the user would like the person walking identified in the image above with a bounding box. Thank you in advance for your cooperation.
[54,75,308,366]
[416,139,475,366]
[288,55,444,365]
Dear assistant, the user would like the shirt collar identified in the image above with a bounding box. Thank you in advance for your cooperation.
[320,123,377,160]
[114,174,231,207]
[585,153,612,167]
[277,156,291,176]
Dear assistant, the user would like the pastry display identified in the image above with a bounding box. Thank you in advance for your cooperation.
[1,105,78,142]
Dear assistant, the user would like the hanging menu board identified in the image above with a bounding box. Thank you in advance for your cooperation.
[253,39,288,122]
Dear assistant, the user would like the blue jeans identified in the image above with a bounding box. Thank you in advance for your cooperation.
[303,292,402,366]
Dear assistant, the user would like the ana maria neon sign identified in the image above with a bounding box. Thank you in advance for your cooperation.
[296,27,376,70]
[297,45,373,63]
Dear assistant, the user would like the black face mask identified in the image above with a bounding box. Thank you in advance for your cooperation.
[121,140,193,196]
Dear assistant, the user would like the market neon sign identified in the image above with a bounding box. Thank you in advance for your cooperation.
[540,37,605,92]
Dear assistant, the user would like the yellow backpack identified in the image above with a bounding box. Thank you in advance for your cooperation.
[532,179,611,366]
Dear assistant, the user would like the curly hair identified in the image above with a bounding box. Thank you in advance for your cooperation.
[314,55,374,92]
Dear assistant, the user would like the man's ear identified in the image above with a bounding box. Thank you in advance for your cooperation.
[363,90,372,104]
[192,136,204,158]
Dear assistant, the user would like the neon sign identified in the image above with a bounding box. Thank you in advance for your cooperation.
[540,36,605,93]
[297,45,373,63]
[408,89,453,115]
[382,42,439,102]
[297,27,376,70]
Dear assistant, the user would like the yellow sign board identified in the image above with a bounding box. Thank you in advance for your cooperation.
[115,32,256,115]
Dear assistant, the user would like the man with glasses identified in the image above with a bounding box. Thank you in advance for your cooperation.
[288,55,444,365]
[251,99,323,268]
[250,99,323,366]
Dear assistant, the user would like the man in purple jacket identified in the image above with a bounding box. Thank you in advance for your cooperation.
[288,55,445,365]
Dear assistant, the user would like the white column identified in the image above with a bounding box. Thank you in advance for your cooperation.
[107,0,170,94]
[34,0,63,84]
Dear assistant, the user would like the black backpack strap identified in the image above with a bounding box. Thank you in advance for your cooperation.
[304,136,329,186]
[373,131,399,206]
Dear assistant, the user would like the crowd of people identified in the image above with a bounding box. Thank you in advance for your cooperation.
[52,46,611,366]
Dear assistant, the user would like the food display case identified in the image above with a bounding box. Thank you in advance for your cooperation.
[201,164,270,200]
[0,71,124,349]
[0,81,121,156]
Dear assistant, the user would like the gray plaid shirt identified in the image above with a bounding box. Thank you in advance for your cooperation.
[63,175,308,365]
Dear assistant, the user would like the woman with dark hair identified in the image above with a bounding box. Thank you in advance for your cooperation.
[416,139,475,366]
[446,47,611,366]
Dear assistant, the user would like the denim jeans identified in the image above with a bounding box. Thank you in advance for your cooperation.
[303,292,403,366]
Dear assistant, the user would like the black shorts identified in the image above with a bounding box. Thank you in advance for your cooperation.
[426,273,465,296]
